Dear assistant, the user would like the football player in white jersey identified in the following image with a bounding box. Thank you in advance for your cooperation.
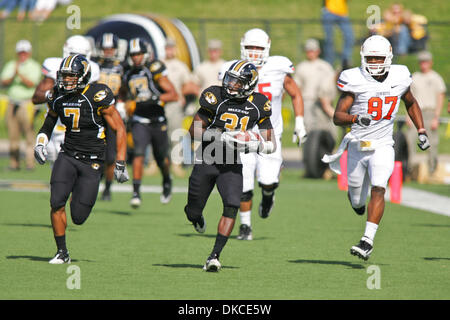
[325,35,430,260]
[219,28,306,240]
[32,35,100,164]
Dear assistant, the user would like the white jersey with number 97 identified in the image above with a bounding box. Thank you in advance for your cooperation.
[337,64,412,145]
[219,56,294,137]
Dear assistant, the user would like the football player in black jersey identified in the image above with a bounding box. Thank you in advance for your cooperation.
[184,60,276,271]
[119,38,178,207]
[95,33,126,201]
[34,54,128,264]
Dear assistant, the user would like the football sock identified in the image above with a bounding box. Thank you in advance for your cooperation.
[104,180,112,193]
[240,210,251,226]
[262,189,274,202]
[133,180,141,196]
[363,222,378,245]
[211,233,228,258]
[54,235,67,252]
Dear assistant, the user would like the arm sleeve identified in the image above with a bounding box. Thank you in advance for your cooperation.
[38,111,58,139]
[149,60,168,81]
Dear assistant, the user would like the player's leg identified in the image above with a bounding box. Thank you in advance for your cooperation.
[204,164,242,271]
[238,152,257,240]
[130,122,150,208]
[256,142,283,218]
[69,160,103,226]
[48,153,77,264]
[150,123,172,204]
[101,124,116,201]
[184,163,217,233]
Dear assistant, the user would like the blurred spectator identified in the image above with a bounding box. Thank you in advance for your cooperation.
[405,51,446,174]
[0,0,36,21]
[159,37,199,177]
[321,0,354,70]
[370,3,428,55]
[0,40,41,170]
[294,38,337,139]
[193,39,225,93]
[30,0,71,22]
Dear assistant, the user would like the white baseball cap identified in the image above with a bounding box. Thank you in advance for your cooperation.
[16,40,32,53]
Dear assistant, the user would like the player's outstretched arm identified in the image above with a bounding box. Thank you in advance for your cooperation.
[333,91,356,127]
[157,76,179,103]
[402,88,430,150]
[258,128,277,154]
[188,113,209,141]
[284,75,307,146]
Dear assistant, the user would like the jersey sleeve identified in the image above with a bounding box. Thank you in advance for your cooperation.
[254,93,272,130]
[271,56,295,75]
[336,70,352,92]
[149,60,168,81]
[197,86,221,122]
[92,84,115,112]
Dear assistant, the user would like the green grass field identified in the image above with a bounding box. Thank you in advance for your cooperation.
[1,160,449,300]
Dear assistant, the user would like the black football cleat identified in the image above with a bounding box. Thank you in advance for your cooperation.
[350,237,373,261]
[236,224,253,240]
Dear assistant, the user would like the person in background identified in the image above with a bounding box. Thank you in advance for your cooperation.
[321,0,354,70]
[193,39,225,94]
[406,51,446,174]
[0,39,41,170]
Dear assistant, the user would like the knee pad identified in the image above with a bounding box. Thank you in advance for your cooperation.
[223,206,238,219]
[258,182,279,193]
[70,200,93,225]
[240,190,253,202]
[184,205,202,223]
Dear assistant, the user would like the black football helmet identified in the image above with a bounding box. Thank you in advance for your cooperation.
[128,37,153,67]
[97,33,119,60]
[57,54,91,94]
[223,60,258,99]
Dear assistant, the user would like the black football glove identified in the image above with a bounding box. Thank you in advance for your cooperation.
[418,132,430,151]
[356,114,372,127]
[114,160,129,183]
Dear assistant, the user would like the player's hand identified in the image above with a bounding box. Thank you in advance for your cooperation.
[418,132,430,151]
[356,114,372,127]
[292,116,307,146]
[114,160,129,183]
[34,144,47,165]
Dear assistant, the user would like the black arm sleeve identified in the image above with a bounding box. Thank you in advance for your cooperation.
[38,113,58,140]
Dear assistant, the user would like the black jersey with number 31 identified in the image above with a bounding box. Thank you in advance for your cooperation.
[48,83,115,158]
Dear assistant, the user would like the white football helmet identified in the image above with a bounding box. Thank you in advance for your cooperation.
[63,35,92,60]
[360,35,393,76]
[240,28,271,67]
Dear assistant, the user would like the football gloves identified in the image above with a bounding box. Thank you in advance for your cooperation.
[418,132,430,151]
[114,160,129,183]
[34,133,48,165]
[292,116,307,147]
[221,131,260,153]
[356,114,372,127]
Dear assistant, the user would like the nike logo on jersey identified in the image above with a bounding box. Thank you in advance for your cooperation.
[245,107,253,110]
[78,99,85,103]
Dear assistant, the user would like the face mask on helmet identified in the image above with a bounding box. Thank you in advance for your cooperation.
[128,38,152,67]
[223,61,258,99]
[57,54,91,94]
[360,35,393,76]
[240,28,271,67]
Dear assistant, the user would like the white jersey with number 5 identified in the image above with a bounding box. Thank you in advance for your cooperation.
[219,56,294,136]
[337,65,412,145]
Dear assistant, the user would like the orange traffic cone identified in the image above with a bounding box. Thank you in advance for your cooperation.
[337,150,348,191]
[389,161,403,204]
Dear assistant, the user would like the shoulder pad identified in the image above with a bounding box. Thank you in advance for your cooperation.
[199,86,222,113]
[337,67,362,92]
[265,56,295,74]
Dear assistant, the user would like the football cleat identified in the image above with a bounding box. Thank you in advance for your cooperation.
[101,190,111,201]
[130,193,141,209]
[350,237,373,261]
[352,205,365,216]
[203,254,221,272]
[258,195,275,219]
[236,224,253,240]
[193,216,206,233]
[49,250,71,264]
[160,180,172,204]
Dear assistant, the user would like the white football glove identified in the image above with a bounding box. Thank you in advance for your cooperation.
[114,161,129,183]
[221,131,261,153]
[34,133,48,165]
[418,132,430,151]
[292,116,307,147]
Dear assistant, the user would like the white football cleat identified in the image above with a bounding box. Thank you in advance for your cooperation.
[130,194,141,209]
[203,256,221,272]
[49,250,71,264]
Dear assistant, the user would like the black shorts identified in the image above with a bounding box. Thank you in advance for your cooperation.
[105,123,117,165]
[50,152,104,221]
[186,163,243,217]
[131,121,169,162]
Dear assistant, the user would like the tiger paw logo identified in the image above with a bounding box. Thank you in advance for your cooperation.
[94,90,107,102]
[263,100,271,112]
[204,92,217,105]
[91,163,100,170]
